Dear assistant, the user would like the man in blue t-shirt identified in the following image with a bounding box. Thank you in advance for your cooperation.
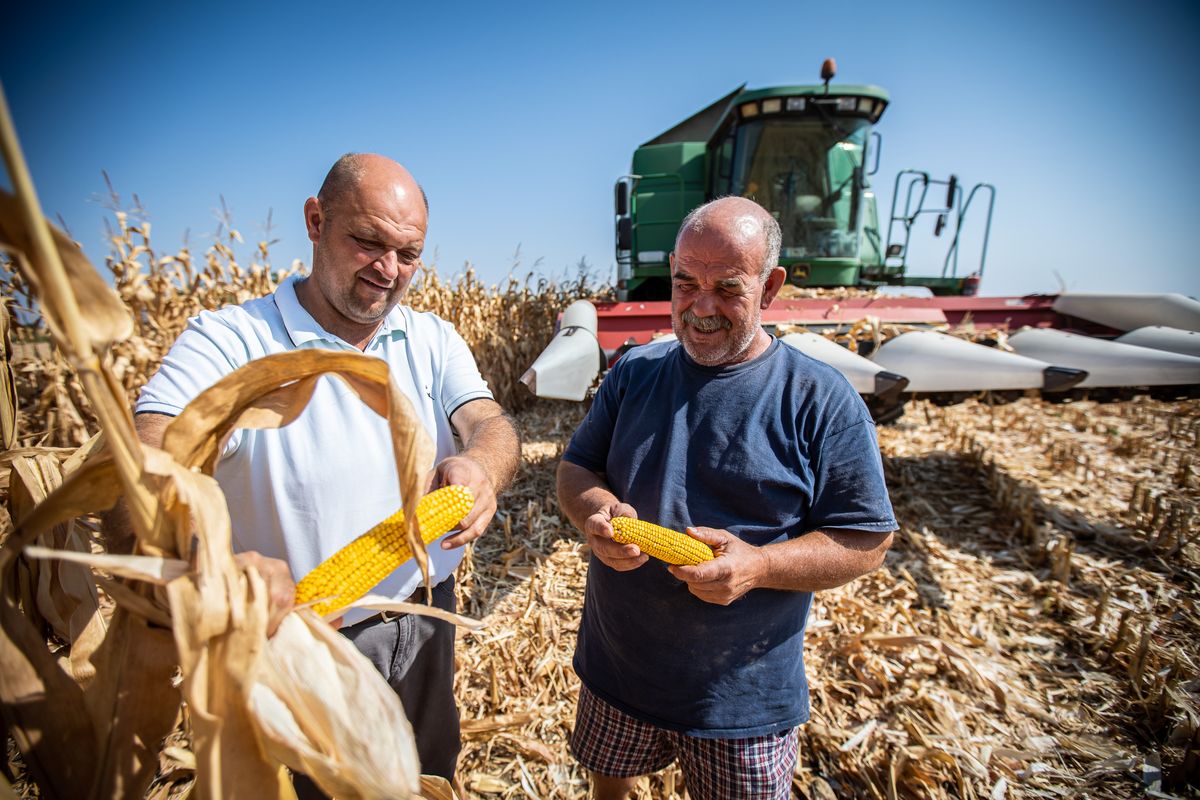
[558,197,897,800]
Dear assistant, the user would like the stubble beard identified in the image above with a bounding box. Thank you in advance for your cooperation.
[343,278,402,323]
[674,307,761,366]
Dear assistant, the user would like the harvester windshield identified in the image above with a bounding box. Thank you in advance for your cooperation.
[723,118,869,260]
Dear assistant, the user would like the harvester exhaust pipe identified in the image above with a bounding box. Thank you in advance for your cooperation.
[520,300,603,401]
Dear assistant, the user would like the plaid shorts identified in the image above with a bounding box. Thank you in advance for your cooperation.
[569,683,799,800]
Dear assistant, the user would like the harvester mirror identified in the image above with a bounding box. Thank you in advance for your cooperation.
[615,181,629,216]
[886,243,903,258]
[616,217,632,250]
[946,174,958,209]
[934,213,947,237]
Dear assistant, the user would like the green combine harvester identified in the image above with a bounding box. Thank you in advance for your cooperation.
[522,60,1200,420]
[615,59,990,300]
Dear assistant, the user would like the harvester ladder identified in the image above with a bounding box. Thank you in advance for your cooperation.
[885,170,995,281]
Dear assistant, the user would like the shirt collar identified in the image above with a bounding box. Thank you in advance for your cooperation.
[274,274,407,349]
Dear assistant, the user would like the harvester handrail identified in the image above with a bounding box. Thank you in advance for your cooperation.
[942,182,996,280]
[884,169,933,269]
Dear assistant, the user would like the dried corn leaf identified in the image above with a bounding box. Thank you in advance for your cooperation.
[84,610,182,798]
[467,772,512,794]
[24,544,187,584]
[60,430,105,474]
[2,412,157,575]
[157,449,288,800]
[7,350,440,798]
[0,183,162,556]
[459,711,542,737]
[0,191,133,349]
[3,453,122,564]
[860,633,1011,711]
[93,574,172,628]
[328,593,484,630]
[417,775,458,800]
[0,299,16,449]
[250,609,421,800]
[0,567,97,797]
[6,454,106,686]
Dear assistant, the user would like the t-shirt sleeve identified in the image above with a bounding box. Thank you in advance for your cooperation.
[438,324,494,416]
[136,310,247,417]
[561,356,623,474]
[808,418,897,533]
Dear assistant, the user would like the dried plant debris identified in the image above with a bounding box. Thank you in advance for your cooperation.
[449,399,1198,800]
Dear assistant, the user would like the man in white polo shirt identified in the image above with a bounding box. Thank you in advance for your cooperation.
[133,153,521,787]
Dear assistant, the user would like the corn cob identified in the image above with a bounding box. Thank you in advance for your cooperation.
[295,485,474,616]
[610,516,715,566]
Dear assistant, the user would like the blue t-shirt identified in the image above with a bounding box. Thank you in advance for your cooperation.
[563,337,896,737]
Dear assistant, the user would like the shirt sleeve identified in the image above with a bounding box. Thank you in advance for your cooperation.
[136,310,247,416]
[561,355,624,474]
[438,323,494,416]
[808,418,897,532]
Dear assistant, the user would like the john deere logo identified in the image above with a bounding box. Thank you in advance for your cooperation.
[790,264,810,281]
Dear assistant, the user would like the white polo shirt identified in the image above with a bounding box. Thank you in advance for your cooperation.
[137,275,493,623]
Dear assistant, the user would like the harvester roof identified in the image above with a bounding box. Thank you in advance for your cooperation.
[737,84,889,103]
[641,84,890,147]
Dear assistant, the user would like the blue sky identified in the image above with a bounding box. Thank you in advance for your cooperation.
[2,0,1198,297]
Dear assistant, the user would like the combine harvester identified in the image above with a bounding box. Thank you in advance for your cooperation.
[522,60,1200,422]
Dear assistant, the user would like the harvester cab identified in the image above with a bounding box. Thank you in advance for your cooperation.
[522,60,1200,419]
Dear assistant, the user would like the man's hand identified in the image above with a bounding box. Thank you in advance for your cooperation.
[668,527,769,605]
[555,460,645,571]
[584,502,648,572]
[434,455,496,549]
[235,551,295,636]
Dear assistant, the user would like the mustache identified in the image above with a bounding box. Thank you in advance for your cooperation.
[681,309,732,332]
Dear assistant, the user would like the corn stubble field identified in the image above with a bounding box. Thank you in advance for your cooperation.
[2,210,1198,799]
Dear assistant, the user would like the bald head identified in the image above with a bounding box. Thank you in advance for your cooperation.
[318,153,429,218]
[676,197,781,280]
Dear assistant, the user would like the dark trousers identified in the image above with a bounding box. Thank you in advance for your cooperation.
[293,576,461,798]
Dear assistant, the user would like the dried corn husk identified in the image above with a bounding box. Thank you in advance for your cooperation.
[0,299,16,449]
[251,610,420,799]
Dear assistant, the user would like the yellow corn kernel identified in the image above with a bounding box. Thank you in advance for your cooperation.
[610,516,715,566]
[295,485,474,616]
